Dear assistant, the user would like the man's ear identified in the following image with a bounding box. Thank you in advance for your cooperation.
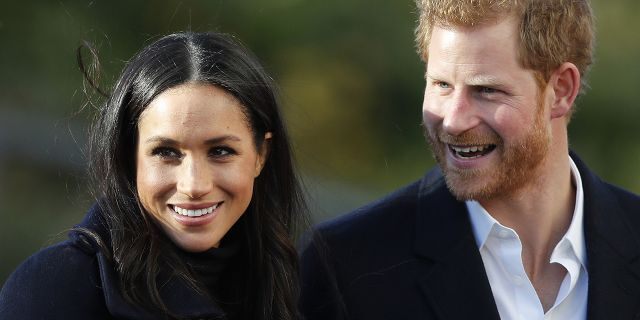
[548,62,581,119]
[255,132,272,177]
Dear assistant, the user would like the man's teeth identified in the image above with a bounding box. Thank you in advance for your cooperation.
[173,203,219,217]
[451,145,489,153]
[450,144,493,158]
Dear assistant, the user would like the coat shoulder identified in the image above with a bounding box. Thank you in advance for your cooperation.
[607,182,640,213]
[299,170,449,320]
[316,179,423,240]
[606,182,640,235]
[0,240,109,319]
[313,166,446,244]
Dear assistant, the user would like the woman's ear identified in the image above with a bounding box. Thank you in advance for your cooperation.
[255,132,272,177]
[549,62,581,119]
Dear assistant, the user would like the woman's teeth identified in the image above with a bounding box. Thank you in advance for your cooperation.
[173,203,219,217]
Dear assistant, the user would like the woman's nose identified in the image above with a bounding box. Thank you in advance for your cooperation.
[176,157,212,199]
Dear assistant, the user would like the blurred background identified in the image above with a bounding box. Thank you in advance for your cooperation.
[1,0,639,285]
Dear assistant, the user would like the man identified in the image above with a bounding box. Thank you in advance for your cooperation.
[300,0,640,319]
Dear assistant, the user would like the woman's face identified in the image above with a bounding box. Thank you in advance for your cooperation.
[136,83,269,252]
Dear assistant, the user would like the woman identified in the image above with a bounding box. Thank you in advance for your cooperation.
[0,32,306,320]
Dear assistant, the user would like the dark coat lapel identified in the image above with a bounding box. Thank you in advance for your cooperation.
[406,155,640,319]
[413,169,501,320]
[574,155,640,319]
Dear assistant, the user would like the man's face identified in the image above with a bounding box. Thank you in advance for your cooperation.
[422,17,551,201]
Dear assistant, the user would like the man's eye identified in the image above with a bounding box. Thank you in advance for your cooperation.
[151,147,182,159]
[479,87,499,94]
[435,81,450,89]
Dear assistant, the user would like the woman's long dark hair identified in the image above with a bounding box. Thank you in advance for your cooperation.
[80,32,306,319]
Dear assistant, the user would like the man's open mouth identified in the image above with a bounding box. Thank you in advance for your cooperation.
[449,144,496,159]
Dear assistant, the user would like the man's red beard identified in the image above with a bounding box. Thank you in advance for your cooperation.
[424,98,550,201]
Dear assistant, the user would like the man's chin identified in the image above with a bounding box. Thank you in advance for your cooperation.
[445,182,486,202]
[441,168,498,201]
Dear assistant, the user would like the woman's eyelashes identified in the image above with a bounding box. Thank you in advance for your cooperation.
[209,146,236,158]
[149,145,237,161]
[151,146,182,160]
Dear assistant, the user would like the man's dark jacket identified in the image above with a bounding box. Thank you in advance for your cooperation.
[300,154,640,319]
[0,205,226,320]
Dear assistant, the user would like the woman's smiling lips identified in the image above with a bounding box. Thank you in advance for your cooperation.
[168,202,223,226]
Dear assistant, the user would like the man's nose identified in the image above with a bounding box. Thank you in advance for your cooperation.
[177,157,212,199]
[442,91,480,136]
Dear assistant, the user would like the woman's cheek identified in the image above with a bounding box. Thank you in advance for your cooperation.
[137,160,174,209]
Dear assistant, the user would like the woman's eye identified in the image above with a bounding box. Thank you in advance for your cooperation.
[151,147,182,159]
[210,147,235,158]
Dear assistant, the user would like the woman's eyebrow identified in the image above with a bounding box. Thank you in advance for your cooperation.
[142,136,178,145]
[204,135,242,145]
[142,135,242,145]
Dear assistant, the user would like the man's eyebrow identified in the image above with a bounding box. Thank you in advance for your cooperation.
[466,75,506,87]
[142,135,242,145]
[426,73,506,84]
[425,73,440,80]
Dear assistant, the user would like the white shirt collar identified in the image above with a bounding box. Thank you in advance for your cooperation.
[563,157,587,268]
[466,156,587,269]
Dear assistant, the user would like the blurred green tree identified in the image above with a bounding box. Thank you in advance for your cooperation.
[1,0,638,285]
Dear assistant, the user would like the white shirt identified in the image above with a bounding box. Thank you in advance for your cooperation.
[466,157,588,320]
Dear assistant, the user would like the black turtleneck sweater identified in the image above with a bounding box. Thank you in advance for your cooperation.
[0,203,246,320]
[177,225,245,319]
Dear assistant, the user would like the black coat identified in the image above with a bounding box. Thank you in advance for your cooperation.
[300,153,640,319]
[0,205,226,320]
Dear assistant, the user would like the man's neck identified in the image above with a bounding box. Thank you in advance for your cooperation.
[478,144,577,311]
[479,150,576,264]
